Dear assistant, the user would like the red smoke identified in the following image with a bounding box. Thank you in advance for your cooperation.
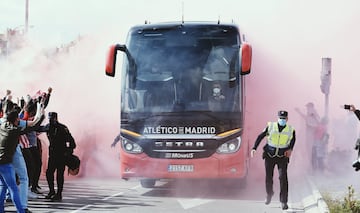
[2,0,360,184]
[0,36,121,178]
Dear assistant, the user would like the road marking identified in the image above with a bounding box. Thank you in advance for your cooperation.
[70,185,142,213]
[177,198,214,209]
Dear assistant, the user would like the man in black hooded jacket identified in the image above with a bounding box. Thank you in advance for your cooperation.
[37,112,76,201]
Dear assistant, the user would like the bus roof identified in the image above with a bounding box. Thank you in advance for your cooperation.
[129,21,241,33]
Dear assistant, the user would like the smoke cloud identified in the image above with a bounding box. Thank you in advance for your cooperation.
[1,0,360,184]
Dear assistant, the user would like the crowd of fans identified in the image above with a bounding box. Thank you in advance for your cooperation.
[0,88,52,213]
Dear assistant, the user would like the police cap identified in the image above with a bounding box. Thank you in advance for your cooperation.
[278,110,288,118]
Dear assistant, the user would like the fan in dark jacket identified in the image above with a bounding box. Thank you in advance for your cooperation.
[37,112,76,201]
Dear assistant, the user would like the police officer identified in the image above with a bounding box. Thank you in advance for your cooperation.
[250,110,296,210]
[38,112,76,201]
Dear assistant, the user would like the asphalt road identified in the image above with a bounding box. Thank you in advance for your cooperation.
[4,170,320,213]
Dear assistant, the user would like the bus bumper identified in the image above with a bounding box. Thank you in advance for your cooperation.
[120,151,248,179]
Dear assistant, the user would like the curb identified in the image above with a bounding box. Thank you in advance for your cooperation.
[302,177,329,213]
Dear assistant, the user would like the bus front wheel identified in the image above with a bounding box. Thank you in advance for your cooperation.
[140,179,156,188]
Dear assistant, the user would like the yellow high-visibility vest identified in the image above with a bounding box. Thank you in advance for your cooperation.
[267,122,294,149]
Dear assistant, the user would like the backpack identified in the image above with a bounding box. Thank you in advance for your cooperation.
[65,154,80,175]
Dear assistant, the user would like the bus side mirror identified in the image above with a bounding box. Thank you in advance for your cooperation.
[105,44,118,77]
[105,44,126,77]
[240,43,252,75]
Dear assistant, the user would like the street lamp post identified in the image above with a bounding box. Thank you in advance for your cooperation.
[25,0,29,33]
[320,57,332,120]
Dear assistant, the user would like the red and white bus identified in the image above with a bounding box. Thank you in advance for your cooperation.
[105,21,252,188]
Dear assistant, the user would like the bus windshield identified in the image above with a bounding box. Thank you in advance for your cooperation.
[121,24,242,114]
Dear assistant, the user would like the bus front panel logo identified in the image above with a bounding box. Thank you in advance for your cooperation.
[143,126,216,135]
[155,141,204,148]
[165,153,194,159]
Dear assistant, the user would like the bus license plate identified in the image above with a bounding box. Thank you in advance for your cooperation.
[168,165,194,172]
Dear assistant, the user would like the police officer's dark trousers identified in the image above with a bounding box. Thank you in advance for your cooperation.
[264,154,289,203]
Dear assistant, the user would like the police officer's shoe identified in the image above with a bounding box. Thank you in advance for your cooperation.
[281,202,289,210]
[51,194,62,201]
[45,191,55,199]
[265,192,274,205]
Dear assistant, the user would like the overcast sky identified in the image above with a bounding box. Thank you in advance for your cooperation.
[2,0,357,45]
[1,0,260,45]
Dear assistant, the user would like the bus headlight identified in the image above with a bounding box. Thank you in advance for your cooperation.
[216,137,241,154]
[121,138,143,154]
